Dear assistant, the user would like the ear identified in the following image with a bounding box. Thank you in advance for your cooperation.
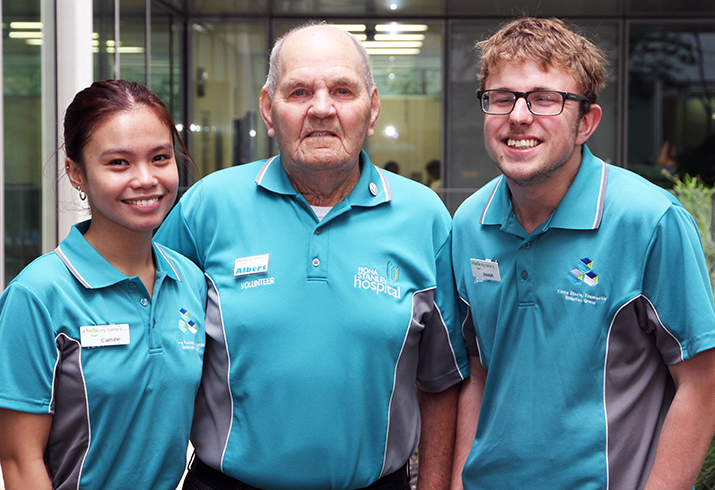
[65,158,84,189]
[365,86,381,138]
[259,88,276,137]
[576,103,602,146]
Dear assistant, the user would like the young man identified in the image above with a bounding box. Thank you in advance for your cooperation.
[452,17,715,490]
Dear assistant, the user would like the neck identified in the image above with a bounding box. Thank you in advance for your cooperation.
[83,223,156,296]
[507,163,580,235]
[285,159,362,207]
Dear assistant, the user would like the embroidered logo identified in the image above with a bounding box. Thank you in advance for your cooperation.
[568,257,599,286]
[354,263,401,299]
[386,260,400,282]
[178,308,198,334]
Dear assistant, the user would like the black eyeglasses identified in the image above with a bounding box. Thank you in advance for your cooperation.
[477,90,590,116]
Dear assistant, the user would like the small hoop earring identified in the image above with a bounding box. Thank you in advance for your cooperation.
[77,185,87,201]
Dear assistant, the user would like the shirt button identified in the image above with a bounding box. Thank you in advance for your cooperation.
[521,271,528,280]
[523,242,531,249]
[128,282,136,289]
[140,298,149,307]
[312,258,320,267]
[315,228,321,235]
[369,182,378,196]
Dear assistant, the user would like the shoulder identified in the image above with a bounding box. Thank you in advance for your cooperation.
[605,165,683,217]
[155,244,207,286]
[453,176,503,225]
[380,170,451,224]
[7,251,68,290]
[1,251,71,306]
[182,160,265,201]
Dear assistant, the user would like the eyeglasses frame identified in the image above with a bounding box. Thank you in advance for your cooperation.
[476,89,591,116]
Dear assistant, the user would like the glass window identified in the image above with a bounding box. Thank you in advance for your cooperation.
[446,19,620,213]
[190,21,268,177]
[3,0,43,284]
[150,2,188,185]
[628,22,715,187]
[117,0,148,84]
[272,0,444,16]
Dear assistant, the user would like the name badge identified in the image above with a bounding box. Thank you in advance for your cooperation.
[234,254,270,277]
[471,258,501,282]
[80,324,130,348]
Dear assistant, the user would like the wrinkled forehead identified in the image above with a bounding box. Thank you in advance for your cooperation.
[278,26,365,81]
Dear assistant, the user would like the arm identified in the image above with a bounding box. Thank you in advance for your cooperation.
[643,348,715,490]
[416,384,460,490]
[0,408,53,490]
[451,356,486,490]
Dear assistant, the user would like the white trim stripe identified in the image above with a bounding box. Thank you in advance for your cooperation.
[375,166,393,202]
[155,244,182,282]
[254,156,278,185]
[55,246,91,289]
[592,163,608,230]
[480,176,504,225]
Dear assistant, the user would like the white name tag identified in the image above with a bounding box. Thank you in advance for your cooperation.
[234,254,270,277]
[80,324,131,348]
[471,258,501,282]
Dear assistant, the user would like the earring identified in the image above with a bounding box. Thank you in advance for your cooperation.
[77,185,87,201]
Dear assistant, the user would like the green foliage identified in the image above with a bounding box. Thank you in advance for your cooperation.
[669,173,715,490]
[670,173,715,286]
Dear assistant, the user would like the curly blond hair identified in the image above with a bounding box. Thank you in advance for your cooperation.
[476,17,607,106]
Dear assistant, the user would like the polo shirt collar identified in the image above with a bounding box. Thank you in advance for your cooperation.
[481,145,608,232]
[55,220,180,289]
[254,150,392,208]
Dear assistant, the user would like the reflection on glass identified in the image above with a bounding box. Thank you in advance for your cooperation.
[190,22,268,177]
[629,24,715,187]
[4,0,43,284]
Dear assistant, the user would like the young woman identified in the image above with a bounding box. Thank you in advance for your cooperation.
[0,80,207,490]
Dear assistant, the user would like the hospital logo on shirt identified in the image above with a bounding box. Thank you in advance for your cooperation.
[354,262,401,299]
[178,308,198,334]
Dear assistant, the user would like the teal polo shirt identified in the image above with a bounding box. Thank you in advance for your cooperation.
[452,146,715,490]
[155,150,468,490]
[0,220,207,490]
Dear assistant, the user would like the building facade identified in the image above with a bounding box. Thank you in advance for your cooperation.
[2,0,715,286]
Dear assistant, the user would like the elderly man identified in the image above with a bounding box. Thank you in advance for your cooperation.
[451,17,715,490]
[156,23,468,490]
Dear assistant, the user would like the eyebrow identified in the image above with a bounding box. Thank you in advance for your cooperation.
[280,76,361,92]
[100,143,173,158]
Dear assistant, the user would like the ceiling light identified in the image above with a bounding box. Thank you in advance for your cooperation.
[374,34,425,41]
[375,24,428,32]
[334,24,366,32]
[9,31,42,39]
[366,48,421,55]
[362,41,422,49]
[10,22,42,29]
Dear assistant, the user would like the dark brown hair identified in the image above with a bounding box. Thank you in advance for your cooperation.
[63,80,192,168]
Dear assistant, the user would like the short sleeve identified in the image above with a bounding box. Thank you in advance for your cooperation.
[643,204,715,362]
[0,283,58,413]
[155,197,204,269]
[416,230,470,392]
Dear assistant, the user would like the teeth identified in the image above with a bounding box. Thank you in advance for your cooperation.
[310,131,333,137]
[507,138,539,149]
[125,197,159,206]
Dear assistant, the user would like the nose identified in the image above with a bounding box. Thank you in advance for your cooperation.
[308,89,336,118]
[133,162,159,188]
[509,96,533,124]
